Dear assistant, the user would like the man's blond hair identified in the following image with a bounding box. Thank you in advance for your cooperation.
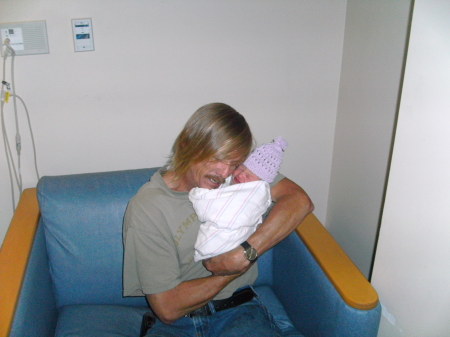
[167,103,253,179]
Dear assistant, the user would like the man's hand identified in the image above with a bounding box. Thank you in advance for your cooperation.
[203,245,251,276]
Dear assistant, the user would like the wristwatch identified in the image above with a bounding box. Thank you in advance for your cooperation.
[241,241,258,262]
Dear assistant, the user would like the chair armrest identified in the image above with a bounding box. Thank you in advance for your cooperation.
[0,189,40,337]
[272,213,381,337]
[297,213,378,310]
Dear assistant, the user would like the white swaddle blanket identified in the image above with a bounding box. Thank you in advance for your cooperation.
[189,180,271,261]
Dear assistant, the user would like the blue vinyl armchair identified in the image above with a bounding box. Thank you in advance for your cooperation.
[0,168,381,337]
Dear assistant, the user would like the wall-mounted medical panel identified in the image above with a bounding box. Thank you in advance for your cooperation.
[0,20,49,56]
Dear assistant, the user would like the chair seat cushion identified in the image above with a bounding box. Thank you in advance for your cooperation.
[55,286,302,337]
[55,304,148,337]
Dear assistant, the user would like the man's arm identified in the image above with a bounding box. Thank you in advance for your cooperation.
[147,273,244,324]
[203,177,314,275]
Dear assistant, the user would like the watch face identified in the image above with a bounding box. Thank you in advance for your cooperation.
[245,247,258,261]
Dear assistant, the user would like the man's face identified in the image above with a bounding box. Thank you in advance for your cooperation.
[232,164,260,184]
[185,158,242,190]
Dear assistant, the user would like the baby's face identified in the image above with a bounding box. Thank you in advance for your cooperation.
[232,165,261,184]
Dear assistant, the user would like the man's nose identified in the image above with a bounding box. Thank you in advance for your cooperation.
[217,162,235,178]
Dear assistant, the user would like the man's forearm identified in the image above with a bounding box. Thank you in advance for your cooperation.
[248,177,314,254]
[146,274,240,324]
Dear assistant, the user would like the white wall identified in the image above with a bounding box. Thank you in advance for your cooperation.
[0,0,346,243]
[372,0,450,336]
[327,0,411,277]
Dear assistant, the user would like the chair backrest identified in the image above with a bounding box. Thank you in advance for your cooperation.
[37,167,273,308]
[37,168,156,308]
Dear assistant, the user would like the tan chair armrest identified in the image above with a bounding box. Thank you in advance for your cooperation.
[0,188,40,337]
[296,213,379,310]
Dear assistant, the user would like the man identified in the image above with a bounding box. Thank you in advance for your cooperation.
[123,103,313,336]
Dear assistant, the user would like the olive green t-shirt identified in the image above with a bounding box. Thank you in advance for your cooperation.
[123,169,282,300]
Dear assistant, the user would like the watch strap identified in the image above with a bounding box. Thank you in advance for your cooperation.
[241,241,251,250]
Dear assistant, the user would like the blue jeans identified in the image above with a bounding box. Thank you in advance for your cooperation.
[144,297,303,337]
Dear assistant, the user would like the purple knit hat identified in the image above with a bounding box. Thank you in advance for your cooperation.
[243,136,288,183]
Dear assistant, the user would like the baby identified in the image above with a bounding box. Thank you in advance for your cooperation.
[189,137,288,261]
